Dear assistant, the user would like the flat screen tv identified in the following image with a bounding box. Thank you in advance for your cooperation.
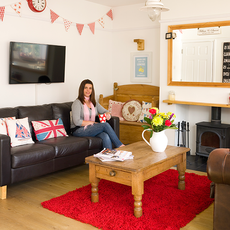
[9,41,66,84]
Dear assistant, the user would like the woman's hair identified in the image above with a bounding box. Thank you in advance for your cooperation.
[77,79,96,106]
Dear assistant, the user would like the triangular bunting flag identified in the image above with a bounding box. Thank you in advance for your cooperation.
[76,24,84,35]
[63,19,72,32]
[106,9,113,20]
[0,6,5,21]
[98,17,105,28]
[88,22,95,34]
[50,10,59,23]
[11,2,22,16]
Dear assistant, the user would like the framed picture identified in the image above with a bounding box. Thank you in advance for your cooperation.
[130,52,152,83]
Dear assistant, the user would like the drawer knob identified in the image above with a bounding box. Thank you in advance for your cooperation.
[109,171,116,177]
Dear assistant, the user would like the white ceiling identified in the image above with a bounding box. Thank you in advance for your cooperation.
[86,0,145,7]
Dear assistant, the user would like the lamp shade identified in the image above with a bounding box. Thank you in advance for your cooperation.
[140,0,169,21]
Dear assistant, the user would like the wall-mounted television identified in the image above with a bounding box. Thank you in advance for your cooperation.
[9,41,66,84]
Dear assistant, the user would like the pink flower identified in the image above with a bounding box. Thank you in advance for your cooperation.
[165,120,172,127]
[149,109,157,115]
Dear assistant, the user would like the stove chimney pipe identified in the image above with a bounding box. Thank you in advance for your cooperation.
[211,107,221,124]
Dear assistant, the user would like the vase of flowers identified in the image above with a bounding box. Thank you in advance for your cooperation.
[142,107,177,152]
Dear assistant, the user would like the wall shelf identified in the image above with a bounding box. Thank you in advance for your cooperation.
[163,99,230,108]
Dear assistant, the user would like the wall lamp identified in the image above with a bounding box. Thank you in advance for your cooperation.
[140,0,169,22]
[165,32,177,40]
[134,39,145,50]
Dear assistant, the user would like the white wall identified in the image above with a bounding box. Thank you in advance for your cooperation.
[0,1,161,108]
[160,0,230,154]
[0,0,114,107]
[111,4,160,87]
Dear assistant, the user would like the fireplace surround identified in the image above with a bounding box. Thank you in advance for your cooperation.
[196,107,230,157]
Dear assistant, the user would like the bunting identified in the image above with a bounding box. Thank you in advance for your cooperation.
[76,24,84,35]
[63,19,72,32]
[0,2,113,35]
[106,9,113,20]
[88,22,95,34]
[11,2,22,16]
[50,10,59,23]
[98,17,104,28]
[0,6,5,21]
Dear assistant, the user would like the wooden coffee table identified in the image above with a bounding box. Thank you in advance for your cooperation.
[85,141,189,218]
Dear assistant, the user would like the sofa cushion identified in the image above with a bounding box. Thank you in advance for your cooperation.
[38,136,89,158]
[32,118,68,141]
[7,117,34,147]
[84,136,103,150]
[51,102,73,135]
[0,117,15,135]
[122,100,142,122]
[137,101,152,123]
[108,100,125,121]
[17,104,53,141]
[11,143,55,169]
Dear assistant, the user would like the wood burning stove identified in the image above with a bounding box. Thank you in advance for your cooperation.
[196,107,230,157]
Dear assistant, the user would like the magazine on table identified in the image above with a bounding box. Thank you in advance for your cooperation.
[94,148,134,162]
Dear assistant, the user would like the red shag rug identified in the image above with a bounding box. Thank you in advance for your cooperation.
[41,169,213,230]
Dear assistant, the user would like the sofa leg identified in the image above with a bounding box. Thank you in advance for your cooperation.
[0,186,7,199]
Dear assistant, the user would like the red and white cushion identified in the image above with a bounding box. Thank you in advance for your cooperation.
[32,118,68,141]
[0,117,15,135]
[6,117,34,147]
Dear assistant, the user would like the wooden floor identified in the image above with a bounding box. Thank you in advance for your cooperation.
[0,164,213,230]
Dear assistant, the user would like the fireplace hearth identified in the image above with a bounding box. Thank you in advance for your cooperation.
[196,107,230,157]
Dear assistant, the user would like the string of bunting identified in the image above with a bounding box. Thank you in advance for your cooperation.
[0,1,113,35]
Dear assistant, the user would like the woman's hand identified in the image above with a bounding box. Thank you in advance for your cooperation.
[105,112,111,120]
[82,120,96,126]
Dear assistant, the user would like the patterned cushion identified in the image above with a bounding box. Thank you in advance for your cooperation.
[122,100,142,122]
[137,101,152,123]
[0,117,15,135]
[32,118,68,141]
[108,100,125,121]
[6,117,34,147]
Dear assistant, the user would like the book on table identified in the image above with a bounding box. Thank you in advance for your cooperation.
[94,148,134,162]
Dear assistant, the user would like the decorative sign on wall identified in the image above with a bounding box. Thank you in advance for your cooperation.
[223,42,230,83]
[0,1,113,35]
[197,27,221,35]
[130,52,152,83]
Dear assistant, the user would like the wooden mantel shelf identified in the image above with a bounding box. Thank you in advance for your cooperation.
[163,99,230,108]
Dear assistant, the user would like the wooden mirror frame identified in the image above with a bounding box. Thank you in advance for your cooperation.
[167,20,230,87]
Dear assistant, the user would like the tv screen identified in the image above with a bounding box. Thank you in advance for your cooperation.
[9,42,66,84]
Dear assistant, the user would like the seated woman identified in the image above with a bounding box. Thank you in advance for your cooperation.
[72,79,124,149]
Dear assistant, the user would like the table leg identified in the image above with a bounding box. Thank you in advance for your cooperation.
[132,172,144,218]
[177,152,186,190]
[134,195,142,218]
[89,164,100,202]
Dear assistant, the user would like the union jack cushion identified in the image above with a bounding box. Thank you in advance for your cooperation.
[32,118,68,141]
[6,117,34,147]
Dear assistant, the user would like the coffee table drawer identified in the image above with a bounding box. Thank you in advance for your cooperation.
[95,165,132,186]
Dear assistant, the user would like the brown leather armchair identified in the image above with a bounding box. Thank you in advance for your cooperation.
[207,148,230,230]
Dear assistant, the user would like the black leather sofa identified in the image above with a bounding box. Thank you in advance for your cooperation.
[0,101,119,199]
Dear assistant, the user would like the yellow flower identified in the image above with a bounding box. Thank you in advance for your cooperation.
[158,112,167,118]
[152,116,163,126]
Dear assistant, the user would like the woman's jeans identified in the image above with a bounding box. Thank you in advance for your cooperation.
[72,122,123,149]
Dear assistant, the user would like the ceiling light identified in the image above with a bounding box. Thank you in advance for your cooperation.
[140,0,169,22]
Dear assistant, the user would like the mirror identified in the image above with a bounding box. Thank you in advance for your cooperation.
[167,20,230,87]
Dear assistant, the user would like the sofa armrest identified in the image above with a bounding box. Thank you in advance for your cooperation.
[107,116,120,138]
[0,134,11,186]
[207,148,230,185]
